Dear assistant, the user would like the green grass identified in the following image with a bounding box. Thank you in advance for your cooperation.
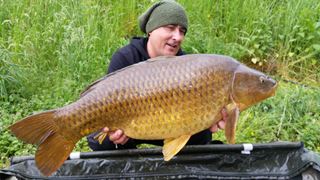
[0,0,319,168]
[184,0,320,84]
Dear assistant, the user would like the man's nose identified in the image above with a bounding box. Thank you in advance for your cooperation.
[172,28,184,42]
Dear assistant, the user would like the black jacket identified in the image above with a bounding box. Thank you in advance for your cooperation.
[87,37,212,150]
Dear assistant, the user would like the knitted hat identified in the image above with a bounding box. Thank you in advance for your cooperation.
[138,0,188,34]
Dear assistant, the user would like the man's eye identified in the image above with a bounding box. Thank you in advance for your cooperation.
[180,28,186,34]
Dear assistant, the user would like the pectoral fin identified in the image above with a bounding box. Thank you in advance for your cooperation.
[163,135,191,161]
[94,128,109,145]
[225,104,240,144]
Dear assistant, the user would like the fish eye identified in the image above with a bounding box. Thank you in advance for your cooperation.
[259,76,265,83]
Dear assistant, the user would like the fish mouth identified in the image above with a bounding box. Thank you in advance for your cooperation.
[271,78,278,87]
[267,76,278,96]
[270,81,278,96]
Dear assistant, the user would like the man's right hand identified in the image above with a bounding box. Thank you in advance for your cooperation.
[103,127,129,145]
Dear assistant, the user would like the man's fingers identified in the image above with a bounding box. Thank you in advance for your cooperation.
[221,108,228,119]
[113,135,129,145]
[109,129,123,141]
[217,120,226,129]
[109,129,129,145]
[218,108,228,130]
[102,127,109,133]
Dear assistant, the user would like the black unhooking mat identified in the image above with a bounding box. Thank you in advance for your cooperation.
[1,142,319,179]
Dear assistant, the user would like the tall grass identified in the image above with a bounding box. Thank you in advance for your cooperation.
[0,0,319,98]
[183,0,320,84]
[0,0,151,100]
[0,0,319,168]
[0,49,21,98]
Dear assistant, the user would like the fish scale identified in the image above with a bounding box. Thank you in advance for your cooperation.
[9,54,277,176]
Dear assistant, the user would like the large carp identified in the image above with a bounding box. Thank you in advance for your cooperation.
[10,54,277,176]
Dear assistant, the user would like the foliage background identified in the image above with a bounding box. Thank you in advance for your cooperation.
[0,0,319,168]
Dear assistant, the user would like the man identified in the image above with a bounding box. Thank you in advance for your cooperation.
[87,0,227,150]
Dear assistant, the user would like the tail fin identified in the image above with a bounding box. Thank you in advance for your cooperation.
[9,110,76,176]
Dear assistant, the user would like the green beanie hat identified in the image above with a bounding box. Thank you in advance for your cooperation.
[139,0,188,34]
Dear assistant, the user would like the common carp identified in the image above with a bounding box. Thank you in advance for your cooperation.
[10,54,277,176]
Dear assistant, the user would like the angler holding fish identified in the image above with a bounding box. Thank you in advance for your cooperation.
[86,0,228,151]
[9,0,278,177]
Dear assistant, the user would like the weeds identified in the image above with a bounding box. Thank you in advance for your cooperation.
[0,48,21,99]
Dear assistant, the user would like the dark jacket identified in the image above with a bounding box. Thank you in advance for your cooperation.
[87,37,212,150]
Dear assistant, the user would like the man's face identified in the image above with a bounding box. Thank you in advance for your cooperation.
[147,25,186,58]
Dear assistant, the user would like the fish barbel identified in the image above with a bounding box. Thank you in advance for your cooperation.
[10,54,277,176]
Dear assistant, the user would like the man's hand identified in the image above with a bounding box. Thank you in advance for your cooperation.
[103,127,129,145]
[209,108,228,133]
